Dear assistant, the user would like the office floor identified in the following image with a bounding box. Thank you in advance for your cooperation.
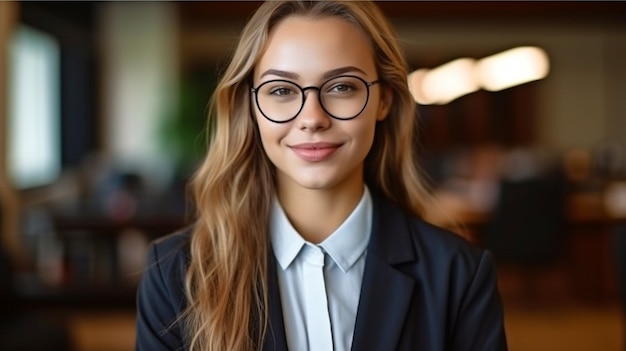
[67,300,624,351]
[505,303,623,351]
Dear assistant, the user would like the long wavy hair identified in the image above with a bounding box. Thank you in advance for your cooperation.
[184,1,432,350]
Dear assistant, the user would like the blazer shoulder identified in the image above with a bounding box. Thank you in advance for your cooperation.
[136,228,192,349]
[153,227,192,256]
[371,193,489,273]
[413,219,482,256]
[410,215,486,264]
[148,227,192,279]
[403,217,499,294]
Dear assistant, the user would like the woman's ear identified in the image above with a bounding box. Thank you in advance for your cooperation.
[376,85,393,121]
[249,94,259,125]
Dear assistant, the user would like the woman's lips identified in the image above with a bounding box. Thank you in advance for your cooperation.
[290,142,341,162]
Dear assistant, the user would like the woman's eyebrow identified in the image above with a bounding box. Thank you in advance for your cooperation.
[259,66,368,81]
[322,66,367,79]
[259,69,299,80]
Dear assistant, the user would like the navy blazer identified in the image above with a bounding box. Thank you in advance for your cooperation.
[136,194,508,350]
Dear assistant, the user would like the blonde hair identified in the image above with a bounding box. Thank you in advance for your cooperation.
[184,1,431,350]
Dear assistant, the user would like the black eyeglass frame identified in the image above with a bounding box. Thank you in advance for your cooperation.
[251,75,380,123]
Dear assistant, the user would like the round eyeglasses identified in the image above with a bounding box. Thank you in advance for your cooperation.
[251,75,380,123]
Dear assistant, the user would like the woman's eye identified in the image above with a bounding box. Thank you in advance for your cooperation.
[269,87,295,96]
[328,84,354,94]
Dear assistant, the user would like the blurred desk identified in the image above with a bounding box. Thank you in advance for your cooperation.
[434,190,625,304]
[566,193,625,303]
[52,215,187,239]
[20,214,187,310]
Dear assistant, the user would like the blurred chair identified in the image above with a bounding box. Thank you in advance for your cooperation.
[483,173,568,304]
[0,211,74,350]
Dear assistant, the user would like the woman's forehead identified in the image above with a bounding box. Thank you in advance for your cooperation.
[254,15,376,82]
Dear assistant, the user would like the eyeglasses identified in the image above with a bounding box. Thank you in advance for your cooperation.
[251,75,380,123]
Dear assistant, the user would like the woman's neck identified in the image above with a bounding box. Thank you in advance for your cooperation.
[277,180,364,244]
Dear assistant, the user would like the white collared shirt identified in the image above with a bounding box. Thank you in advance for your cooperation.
[270,187,373,351]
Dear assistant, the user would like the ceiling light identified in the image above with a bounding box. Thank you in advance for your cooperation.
[476,46,549,91]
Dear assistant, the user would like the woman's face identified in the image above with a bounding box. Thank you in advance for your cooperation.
[253,15,391,195]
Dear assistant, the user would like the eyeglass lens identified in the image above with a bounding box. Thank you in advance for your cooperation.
[254,75,372,122]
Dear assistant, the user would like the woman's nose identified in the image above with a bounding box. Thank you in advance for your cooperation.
[296,90,331,131]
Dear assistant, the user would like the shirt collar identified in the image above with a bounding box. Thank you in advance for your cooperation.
[270,187,373,273]
[270,196,307,271]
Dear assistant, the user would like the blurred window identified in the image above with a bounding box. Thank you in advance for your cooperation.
[8,25,61,189]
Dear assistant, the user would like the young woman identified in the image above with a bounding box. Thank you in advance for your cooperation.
[135,1,507,350]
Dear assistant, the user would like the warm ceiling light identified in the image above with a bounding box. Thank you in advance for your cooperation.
[476,46,550,91]
[419,58,479,105]
[408,46,550,105]
[408,69,430,104]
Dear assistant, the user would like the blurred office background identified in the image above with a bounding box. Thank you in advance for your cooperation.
[0,1,625,350]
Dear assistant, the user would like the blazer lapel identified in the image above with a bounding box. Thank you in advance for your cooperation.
[351,194,418,351]
[263,251,288,351]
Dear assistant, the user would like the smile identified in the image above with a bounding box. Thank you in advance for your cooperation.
[290,142,342,162]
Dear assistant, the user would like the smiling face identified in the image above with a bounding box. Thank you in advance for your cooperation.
[253,15,391,197]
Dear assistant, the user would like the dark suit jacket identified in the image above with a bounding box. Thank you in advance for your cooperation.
[136,194,507,350]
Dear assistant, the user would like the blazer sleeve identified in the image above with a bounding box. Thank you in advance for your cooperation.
[135,241,186,351]
[452,250,508,350]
